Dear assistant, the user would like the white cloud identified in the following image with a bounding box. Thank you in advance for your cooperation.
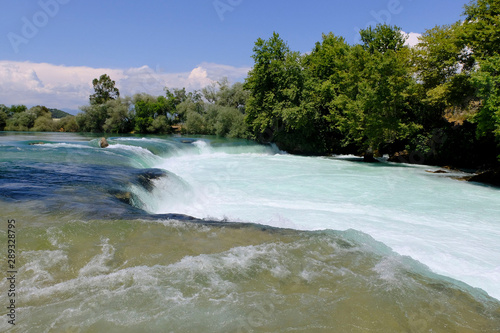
[0,60,251,112]
[403,32,422,48]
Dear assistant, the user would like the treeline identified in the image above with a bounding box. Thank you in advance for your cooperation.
[243,0,500,167]
[75,75,249,138]
[0,77,249,138]
[0,104,78,132]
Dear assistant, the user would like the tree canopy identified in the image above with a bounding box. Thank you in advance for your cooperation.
[90,74,120,105]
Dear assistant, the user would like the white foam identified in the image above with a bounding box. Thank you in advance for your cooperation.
[36,143,92,149]
[79,238,115,277]
[144,147,500,300]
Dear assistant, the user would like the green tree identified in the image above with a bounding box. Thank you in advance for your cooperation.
[473,55,500,140]
[340,26,421,160]
[302,32,352,153]
[133,93,177,134]
[32,116,57,132]
[244,32,305,145]
[58,116,79,132]
[5,111,36,131]
[90,74,120,105]
[0,105,8,130]
[175,92,204,123]
[5,105,28,117]
[203,78,249,110]
[414,24,464,92]
[184,111,208,134]
[413,22,477,126]
[76,103,108,132]
[30,105,52,118]
[0,111,7,131]
[103,98,135,133]
[360,24,407,54]
[462,0,500,60]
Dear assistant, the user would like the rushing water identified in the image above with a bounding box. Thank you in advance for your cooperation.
[1,132,500,332]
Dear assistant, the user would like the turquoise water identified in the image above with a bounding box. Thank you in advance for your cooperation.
[1,132,499,332]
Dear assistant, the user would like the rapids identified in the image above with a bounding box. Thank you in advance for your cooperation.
[1,132,499,332]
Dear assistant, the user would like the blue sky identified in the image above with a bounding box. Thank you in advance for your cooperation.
[0,0,468,113]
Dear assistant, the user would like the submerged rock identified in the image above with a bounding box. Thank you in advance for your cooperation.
[363,152,379,163]
[135,168,167,192]
[109,190,133,205]
[468,168,500,187]
[426,169,448,174]
[99,137,109,148]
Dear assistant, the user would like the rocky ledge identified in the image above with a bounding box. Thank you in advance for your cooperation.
[468,168,500,187]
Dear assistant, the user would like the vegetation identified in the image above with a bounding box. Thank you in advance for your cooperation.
[1,0,499,168]
[241,0,500,166]
[89,74,120,105]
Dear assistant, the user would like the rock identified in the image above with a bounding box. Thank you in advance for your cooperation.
[388,150,410,163]
[112,191,133,205]
[363,150,379,163]
[452,175,473,182]
[99,137,109,148]
[468,168,500,187]
[425,169,448,174]
[134,169,167,192]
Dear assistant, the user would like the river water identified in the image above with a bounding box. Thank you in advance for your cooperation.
[1,132,499,332]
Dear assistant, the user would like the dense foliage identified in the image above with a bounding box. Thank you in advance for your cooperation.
[0,104,77,132]
[1,0,499,167]
[242,0,500,166]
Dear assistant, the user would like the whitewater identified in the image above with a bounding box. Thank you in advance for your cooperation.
[1,132,499,332]
[133,137,500,301]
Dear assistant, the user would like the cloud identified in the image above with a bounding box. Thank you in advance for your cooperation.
[0,60,251,112]
[403,32,422,48]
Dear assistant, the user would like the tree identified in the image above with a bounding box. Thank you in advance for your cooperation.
[414,24,464,92]
[462,0,500,60]
[103,98,135,133]
[32,116,57,132]
[302,32,352,153]
[244,32,305,145]
[473,55,500,141]
[5,111,36,131]
[133,93,177,134]
[339,26,420,160]
[360,24,407,54]
[0,110,7,130]
[90,74,120,105]
[6,105,28,117]
[76,103,108,132]
[58,116,79,132]
[203,78,249,110]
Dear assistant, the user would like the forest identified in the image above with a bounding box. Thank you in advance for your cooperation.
[1,0,499,168]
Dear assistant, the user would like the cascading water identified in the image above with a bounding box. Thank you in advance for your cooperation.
[1,132,499,332]
[145,138,500,301]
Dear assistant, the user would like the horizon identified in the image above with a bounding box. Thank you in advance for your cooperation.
[1,0,468,114]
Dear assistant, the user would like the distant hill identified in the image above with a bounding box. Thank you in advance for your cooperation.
[49,108,73,118]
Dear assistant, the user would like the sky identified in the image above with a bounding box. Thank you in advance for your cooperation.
[0,0,469,114]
